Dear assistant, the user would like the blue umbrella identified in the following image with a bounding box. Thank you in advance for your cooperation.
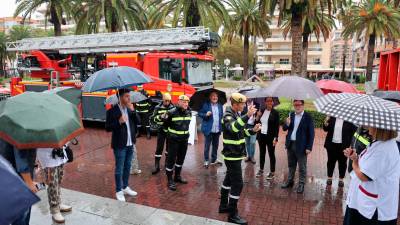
[82,66,152,92]
[0,155,40,224]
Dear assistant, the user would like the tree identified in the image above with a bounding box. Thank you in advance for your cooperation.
[337,0,354,80]
[0,33,8,76]
[14,0,72,36]
[74,0,145,34]
[8,25,32,42]
[260,0,342,75]
[281,8,335,77]
[225,0,270,79]
[151,0,229,30]
[342,0,400,81]
[213,37,255,69]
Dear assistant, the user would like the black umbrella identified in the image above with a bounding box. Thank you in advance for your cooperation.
[190,88,227,111]
[372,90,400,103]
[239,87,280,110]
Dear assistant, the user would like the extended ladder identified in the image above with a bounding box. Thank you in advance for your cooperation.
[7,27,218,54]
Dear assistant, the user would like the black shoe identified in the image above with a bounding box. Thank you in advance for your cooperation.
[244,157,251,162]
[168,181,177,191]
[146,132,151,140]
[218,205,229,213]
[174,176,188,184]
[228,214,248,225]
[338,180,344,187]
[296,183,304,193]
[151,167,160,175]
[326,179,332,185]
[281,181,294,189]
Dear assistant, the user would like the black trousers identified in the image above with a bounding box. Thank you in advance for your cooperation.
[138,112,150,133]
[155,130,168,158]
[326,143,347,178]
[343,206,397,225]
[165,138,188,173]
[222,160,243,198]
[257,134,276,172]
[287,141,307,184]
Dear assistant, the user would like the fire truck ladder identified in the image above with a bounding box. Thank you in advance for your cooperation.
[6,27,218,54]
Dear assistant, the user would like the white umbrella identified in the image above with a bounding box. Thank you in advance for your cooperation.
[267,76,323,99]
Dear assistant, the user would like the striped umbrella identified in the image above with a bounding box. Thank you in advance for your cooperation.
[314,93,400,131]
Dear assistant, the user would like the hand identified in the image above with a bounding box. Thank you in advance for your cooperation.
[305,149,311,155]
[127,103,134,111]
[324,116,330,126]
[161,113,168,119]
[256,111,262,118]
[28,182,38,193]
[206,111,212,116]
[246,104,257,118]
[252,123,262,132]
[119,115,127,124]
[273,139,278,146]
[344,148,357,160]
[286,117,291,126]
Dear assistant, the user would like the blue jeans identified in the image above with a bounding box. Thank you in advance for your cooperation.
[113,146,134,192]
[204,132,221,163]
[245,135,257,158]
[12,207,31,225]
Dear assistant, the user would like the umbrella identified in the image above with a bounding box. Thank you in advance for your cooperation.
[105,91,148,105]
[0,92,84,149]
[0,155,40,225]
[190,88,227,111]
[82,66,152,93]
[240,87,280,109]
[372,90,400,103]
[316,79,359,94]
[314,93,400,131]
[43,87,82,106]
[267,76,323,99]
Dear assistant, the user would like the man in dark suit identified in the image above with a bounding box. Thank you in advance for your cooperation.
[105,88,140,202]
[198,91,224,168]
[281,100,315,193]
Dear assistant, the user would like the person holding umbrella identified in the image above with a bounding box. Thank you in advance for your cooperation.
[281,100,315,194]
[105,88,140,201]
[198,91,224,168]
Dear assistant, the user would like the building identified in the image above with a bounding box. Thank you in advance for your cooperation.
[330,28,353,69]
[0,17,40,33]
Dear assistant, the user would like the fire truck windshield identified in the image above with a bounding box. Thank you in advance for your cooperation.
[185,60,213,86]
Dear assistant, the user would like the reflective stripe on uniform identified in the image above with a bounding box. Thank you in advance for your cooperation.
[353,133,370,146]
[166,167,173,171]
[221,185,231,190]
[244,129,251,136]
[223,156,246,161]
[229,194,240,199]
[158,110,167,113]
[171,117,191,121]
[237,117,245,126]
[175,164,182,167]
[137,103,149,106]
[223,139,245,145]
[156,122,163,125]
[155,154,162,158]
[138,110,149,113]
[231,122,239,132]
[168,127,189,135]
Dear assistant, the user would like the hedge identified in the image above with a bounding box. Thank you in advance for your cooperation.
[275,103,326,128]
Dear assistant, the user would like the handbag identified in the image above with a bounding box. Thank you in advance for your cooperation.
[65,145,73,163]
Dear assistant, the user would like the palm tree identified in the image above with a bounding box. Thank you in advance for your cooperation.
[260,0,342,75]
[14,0,72,36]
[337,0,353,80]
[342,0,400,81]
[0,33,8,76]
[225,0,270,79]
[8,25,32,42]
[74,0,145,34]
[151,0,229,30]
[281,8,335,77]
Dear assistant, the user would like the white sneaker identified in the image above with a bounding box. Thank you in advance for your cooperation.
[123,187,137,196]
[204,161,209,168]
[52,212,65,223]
[116,191,126,201]
[130,169,142,175]
[60,204,72,212]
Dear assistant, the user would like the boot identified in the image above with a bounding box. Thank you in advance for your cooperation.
[51,207,65,223]
[174,167,188,184]
[166,170,176,191]
[218,187,229,213]
[146,127,151,140]
[227,198,247,225]
[152,158,161,175]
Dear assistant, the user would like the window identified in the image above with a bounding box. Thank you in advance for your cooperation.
[279,58,289,64]
[159,58,182,81]
[313,58,321,65]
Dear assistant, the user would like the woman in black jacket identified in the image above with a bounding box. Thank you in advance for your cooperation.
[255,97,280,179]
[323,116,357,187]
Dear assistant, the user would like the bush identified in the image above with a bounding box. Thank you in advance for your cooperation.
[275,103,326,128]
[232,74,242,81]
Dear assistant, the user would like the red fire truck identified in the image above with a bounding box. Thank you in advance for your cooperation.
[377,48,400,90]
[6,27,219,121]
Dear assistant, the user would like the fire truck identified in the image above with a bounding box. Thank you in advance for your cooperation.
[6,27,219,121]
[377,48,400,91]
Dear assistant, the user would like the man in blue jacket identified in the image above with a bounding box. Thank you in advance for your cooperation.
[281,100,315,194]
[198,91,224,168]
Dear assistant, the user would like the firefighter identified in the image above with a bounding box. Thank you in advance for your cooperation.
[136,85,152,139]
[151,93,175,175]
[160,95,192,191]
[218,93,261,225]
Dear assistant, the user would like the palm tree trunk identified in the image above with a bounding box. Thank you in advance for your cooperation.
[50,4,62,36]
[111,12,119,32]
[243,34,250,80]
[291,12,302,76]
[186,1,201,27]
[393,39,398,49]
[366,34,376,82]
[341,38,348,80]
[301,32,309,78]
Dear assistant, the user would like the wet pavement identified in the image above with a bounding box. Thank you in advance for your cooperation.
[45,122,397,225]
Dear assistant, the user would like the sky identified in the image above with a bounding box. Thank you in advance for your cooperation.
[0,0,17,17]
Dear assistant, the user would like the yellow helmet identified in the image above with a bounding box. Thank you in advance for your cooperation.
[230,93,246,103]
[178,95,190,102]
[163,93,172,101]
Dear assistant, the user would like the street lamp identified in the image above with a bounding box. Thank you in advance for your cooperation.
[224,58,231,81]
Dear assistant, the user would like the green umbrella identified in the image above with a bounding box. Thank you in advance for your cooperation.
[0,92,84,149]
[43,87,82,106]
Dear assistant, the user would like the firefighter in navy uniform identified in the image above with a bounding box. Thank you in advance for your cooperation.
[151,93,175,175]
[218,93,261,225]
[160,95,192,191]
[136,85,152,139]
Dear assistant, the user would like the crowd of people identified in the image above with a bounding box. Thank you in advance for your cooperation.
[1,87,399,225]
